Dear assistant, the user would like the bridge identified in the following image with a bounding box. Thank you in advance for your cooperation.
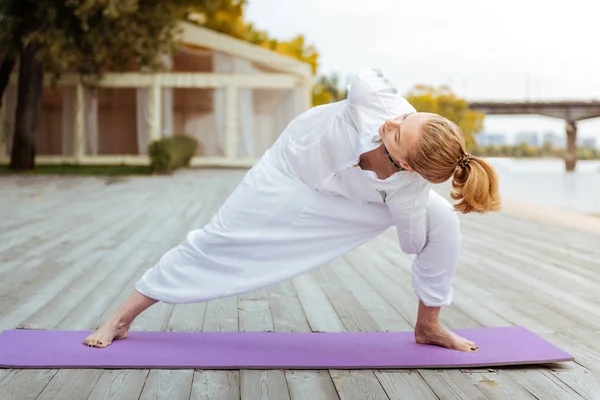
[468,100,600,171]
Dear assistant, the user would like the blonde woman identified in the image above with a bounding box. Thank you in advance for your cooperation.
[84,69,500,352]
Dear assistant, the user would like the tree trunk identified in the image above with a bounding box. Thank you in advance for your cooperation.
[565,120,577,172]
[9,42,43,170]
[0,55,17,110]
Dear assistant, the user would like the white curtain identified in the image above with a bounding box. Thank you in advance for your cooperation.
[161,51,174,138]
[212,51,257,158]
[136,88,150,154]
[161,88,173,137]
[85,89,99,155]
[61,88,74,155]
[213,88,225,151]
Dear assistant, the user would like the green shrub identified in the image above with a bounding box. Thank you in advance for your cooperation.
[148,135,198,174]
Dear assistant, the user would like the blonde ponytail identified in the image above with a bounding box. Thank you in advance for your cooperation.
[450,155,501,214]
[409,115,502,214]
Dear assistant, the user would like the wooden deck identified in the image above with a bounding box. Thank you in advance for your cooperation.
[1,169,599,400]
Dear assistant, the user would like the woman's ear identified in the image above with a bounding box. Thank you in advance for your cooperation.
[400,160,413,172]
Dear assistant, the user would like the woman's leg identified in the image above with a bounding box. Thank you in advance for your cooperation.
[84,290,156,347]
[84,159,394,348]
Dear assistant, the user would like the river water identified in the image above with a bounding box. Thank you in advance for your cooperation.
[484,158,600,214]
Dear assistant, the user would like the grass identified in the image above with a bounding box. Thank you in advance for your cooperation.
[0,164,151,176]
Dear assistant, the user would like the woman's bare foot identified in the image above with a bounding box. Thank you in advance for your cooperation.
[83,318,131,348]
[415,322,478,352]
[82,290,157,348]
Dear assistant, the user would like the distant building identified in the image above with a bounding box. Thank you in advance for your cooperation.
[476,132,506,146]
[578,137,597,149]
[515,132,539,147]
[1,22,312,167]
[542,131,565,149]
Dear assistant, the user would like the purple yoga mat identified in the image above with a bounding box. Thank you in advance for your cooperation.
[0,326,573,369]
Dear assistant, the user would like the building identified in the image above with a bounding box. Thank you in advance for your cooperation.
[542,131,565,149]
[578,137,597,149]
[1,22,312,167]
[477,132,506,146]
[515,131,539,147]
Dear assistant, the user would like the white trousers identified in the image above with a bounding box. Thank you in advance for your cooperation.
[135,154,461,307]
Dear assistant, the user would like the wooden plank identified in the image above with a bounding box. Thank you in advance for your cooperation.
[503,368,584,400]
[329,259,412,331]
[239,287,270,301]
[36,369,103,400]
[0,370,57,400]
[546,371,600,400]
[240,370,291,400]
[239,300,274,332]
[203,296,239,332]
[286,371,339,400]
[366,238,482,330]
[139,370,195,400]
[266,280,339,400]
[342,249,417,327]
[375,370,438,400]
[190,371,240,400]
[1,189,157,329]
[314,264,380,332]
[464,370,538,399]
[238,297,290,400]
[0,369,10,383]
[75,180,207,399]
[193,295,240,399]
[330,370,390,400]
[165,302,207,332]
[311,261,399,399]
[292,273,345,333]
[267,280,311,333]
[538,332,600,371]
[87,370,149,400]
[418,370,486,400]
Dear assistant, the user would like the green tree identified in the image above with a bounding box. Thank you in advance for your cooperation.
[312,73,347,106]
[0,0,211,170]
[189,1,320,75]
[405,85,484,151]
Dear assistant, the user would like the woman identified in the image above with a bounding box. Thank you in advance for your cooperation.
[84,69,500,351]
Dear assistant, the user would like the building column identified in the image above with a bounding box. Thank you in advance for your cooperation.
[224,84,238,159]
[148,78,162,143]
[565,120,577,172]
[73,81,85,163]
[303,76,312,110]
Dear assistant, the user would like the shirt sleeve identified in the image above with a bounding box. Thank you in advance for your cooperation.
[346,68,416,135]
[385,176,430,255]
[410,196,462,307]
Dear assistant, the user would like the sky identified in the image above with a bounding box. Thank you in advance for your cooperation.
[245,0,600,145]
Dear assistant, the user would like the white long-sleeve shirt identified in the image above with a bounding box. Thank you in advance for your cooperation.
[277,68,431,255]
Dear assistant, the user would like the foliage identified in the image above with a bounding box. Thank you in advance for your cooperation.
[312,73,347,107]
[471,143,599,159]
[405,85,484,151]
[0,0,211,169]
[148,135,199,174]
[190,0,319,75]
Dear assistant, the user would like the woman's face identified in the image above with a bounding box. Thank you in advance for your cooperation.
[379,112,430,171]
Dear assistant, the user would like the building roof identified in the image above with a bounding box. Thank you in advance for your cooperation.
[178,22,312,78]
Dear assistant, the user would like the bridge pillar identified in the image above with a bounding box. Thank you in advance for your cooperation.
[565,120,577,172]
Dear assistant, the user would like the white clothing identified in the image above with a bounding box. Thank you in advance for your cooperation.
[135,69,462,307]
[135,152,460,307]
[279,69,429,255]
